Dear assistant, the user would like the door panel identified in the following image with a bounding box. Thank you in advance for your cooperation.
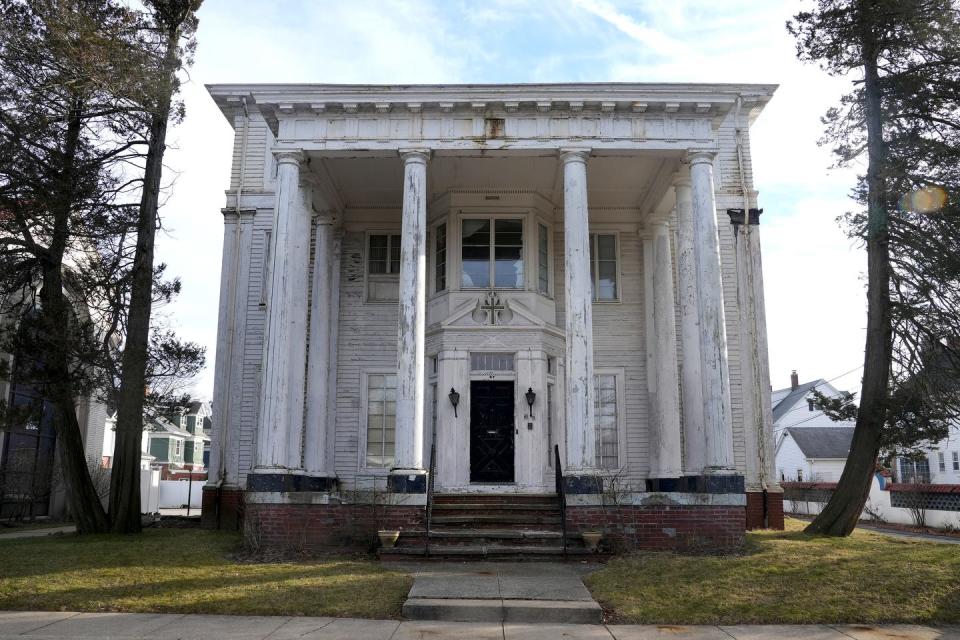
[470,381,515,483]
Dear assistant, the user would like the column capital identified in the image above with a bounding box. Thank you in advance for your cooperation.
[687,150,716,166]
[559,147,591,165]
[399,148,431,165]
[272,149,304,166]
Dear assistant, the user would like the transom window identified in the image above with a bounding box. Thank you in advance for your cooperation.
[366,373,397,468]
[462,218,524,289]
[594,374,619,469]
[368,234,401,275]
[470,352,515,372]
[589,233,618,301]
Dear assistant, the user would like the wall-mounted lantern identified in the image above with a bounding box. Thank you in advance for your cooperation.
[525,387,536,418]
[448,388,460,418]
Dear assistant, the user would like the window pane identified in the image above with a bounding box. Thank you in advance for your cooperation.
[390,235,401,274]
[538,224,549,293]
[462,220,491,288]
[368,235,387,274]
[597,234,616,260]
[366,374,397,468]
[494,219,523,288]
[435,223,447,292]
[593,374,618,469]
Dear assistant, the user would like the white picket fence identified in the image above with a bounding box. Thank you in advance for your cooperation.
[158,479,204,509]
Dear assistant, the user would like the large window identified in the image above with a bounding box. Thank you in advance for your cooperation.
[899,458,930,483]
[953,451,959,471]
[368,234,401,274]
[594,374,619,469]
[462,218,523,288]
[435,223,447,292]
[365,374,397,469]
[538,223,549,294]
[590,233,618,301]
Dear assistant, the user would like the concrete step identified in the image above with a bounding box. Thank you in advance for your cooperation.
[402,598,602,624]
[431,514,562,525]
[431,503,560,512]
[379,544,602,560]
[429,528,563,539]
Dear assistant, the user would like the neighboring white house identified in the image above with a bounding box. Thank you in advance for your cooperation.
[773,371,856,483]
[891,422,960,484]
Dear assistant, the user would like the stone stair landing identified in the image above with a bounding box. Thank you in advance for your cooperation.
[379,493,596,560]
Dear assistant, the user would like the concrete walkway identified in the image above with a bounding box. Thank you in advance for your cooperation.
[0,612,956,639]
[395,561,603,623]
[0,526,75,540]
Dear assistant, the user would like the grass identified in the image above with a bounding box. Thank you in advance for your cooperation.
[0,529,412,619]
[584,518,960,625]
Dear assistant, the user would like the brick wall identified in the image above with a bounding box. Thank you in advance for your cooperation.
[745,491,784,530]
[243,502,424,553]
[201,486,244,531]
[565,505,745,552]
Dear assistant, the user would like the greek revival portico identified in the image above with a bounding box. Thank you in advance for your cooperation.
[207,83,778,507]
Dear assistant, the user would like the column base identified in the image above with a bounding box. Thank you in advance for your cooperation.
[746,490,784,530]
[246,471,337,492]
[563,473,605,495]
[388,470,427,494]
[201,484,243,530]
[648,474,744,494]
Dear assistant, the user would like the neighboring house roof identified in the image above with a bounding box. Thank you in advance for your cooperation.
[785,426,855,459]
[147,415,193,439]
[771,379,825,423]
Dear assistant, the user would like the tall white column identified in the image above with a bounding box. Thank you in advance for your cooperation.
[646,221,683,478]
[732,209,778,492]
[674,173,706,475]
[304,215,334,477]
[208,211,240,486]
[254,149,312,473]
[561,148,597,474]
[689,151,735,473]
[324,230,342,476]
[393,150,430,477]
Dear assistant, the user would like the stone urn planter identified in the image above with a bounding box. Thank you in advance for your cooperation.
[581,530,603,551]
[378,530,400,548]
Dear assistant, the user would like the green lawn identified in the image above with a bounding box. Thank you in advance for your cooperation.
[0,529,412,619]
[585,518,960,625]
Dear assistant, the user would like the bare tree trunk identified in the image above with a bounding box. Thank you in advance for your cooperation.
[806,0,892,536]
[109,33,178,534]
[42,99,109,534]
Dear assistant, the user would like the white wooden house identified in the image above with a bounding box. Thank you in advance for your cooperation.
[202,83,783,553]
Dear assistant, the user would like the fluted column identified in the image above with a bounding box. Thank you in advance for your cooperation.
[689,151,735,474]
[561,148,597,476]
[304,214,334,482]
[392,149,430,490]
[674,172,706,475]
[646,221,683,479]
[252,149,311,479]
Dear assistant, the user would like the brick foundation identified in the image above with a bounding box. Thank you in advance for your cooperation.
[565,504,745,552]
[745,491,784,531]
[243,501,424,553]
[200,486,244,531]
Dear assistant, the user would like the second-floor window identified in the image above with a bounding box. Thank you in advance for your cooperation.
[462,218,523,289]
[590,233,618,301]
[368,234,401,274]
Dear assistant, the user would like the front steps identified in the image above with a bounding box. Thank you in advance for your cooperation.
[379,493,599,561]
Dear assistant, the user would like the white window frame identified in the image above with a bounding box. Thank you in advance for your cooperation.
[431,219,449,295]
[938,451,946,473]
[589,232,621,302]
[953,451,959,472]
[593,368,626,471]
[364,230,402,304]
[535,216,554,298]
[459,214,527,291]
[359,369,398,474]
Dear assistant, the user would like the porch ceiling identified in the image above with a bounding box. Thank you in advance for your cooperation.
[309,151,680,212]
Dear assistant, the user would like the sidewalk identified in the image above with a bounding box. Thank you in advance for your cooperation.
[0,612,956,639]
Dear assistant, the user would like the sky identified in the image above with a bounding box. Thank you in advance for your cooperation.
[157,0,868,402]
